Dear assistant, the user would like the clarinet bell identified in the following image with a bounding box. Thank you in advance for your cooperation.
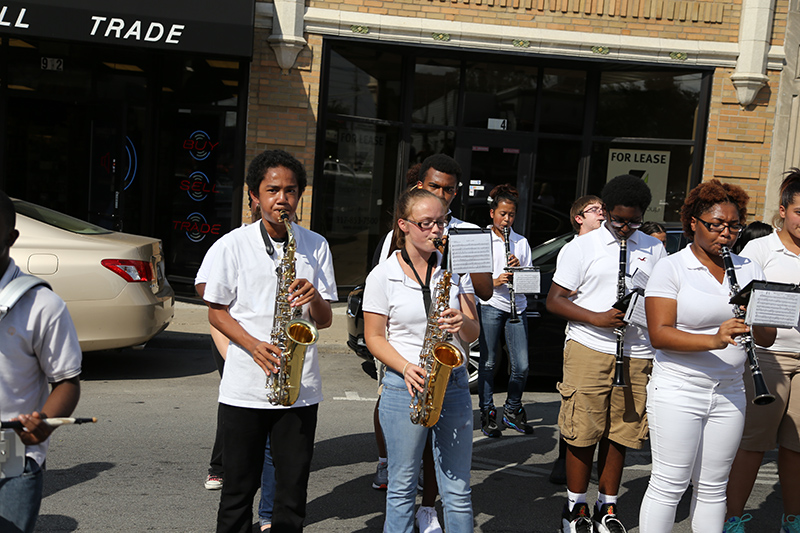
[751,371,776,405]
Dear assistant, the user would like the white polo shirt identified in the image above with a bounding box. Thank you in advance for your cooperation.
[376,214,476,295]
[553,224,667,358]
[646,245,766,380]
[363,251,468,367]
[741,231,800,353]
[479,227,531,313]
[203,221,337,409]
[0,260,82,466]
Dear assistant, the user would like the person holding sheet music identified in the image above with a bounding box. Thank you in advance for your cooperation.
[477,184,534,437]
[639,179,776,533]
[724,170,800,533]
[546,174,665,533]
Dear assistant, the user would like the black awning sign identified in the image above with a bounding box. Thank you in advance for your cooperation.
[0,1,254,57]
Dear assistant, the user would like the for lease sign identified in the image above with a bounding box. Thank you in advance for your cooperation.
[607,149,670,220]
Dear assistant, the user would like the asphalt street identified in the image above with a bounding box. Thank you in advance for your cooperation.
[34,301,784,532]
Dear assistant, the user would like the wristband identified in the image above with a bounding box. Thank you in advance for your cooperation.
[402,362,410,377]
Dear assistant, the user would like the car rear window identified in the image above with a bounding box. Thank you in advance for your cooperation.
[13,200,113,235]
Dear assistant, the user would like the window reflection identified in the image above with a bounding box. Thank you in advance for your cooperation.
[413,58,460,126]
[327,44,402,120]
[463,62,537,130]
[322,119,400,286]
[596,71,702,139]
[540,69,586,134]
[409,130,455,164]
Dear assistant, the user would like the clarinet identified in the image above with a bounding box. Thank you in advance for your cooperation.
[502,226,520,324]
[720,246,775,405]
[612,239,627,387]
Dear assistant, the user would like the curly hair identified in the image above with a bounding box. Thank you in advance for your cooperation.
[569,195,603,232]
[601,174,652,212]
[245,149,307,196]
[406,163,423,188]
[390,188,446,252]
[418,154,462,183]
[680,179,749,240]
[488,183,519,210]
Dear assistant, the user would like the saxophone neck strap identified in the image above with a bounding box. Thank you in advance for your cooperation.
[400,247,437,313]
[260,221,288,257]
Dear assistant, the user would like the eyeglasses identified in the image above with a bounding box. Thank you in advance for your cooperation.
[404,219,446,231]
[608,217,643,230]
[579,205,602,217]
[694,217,745,234]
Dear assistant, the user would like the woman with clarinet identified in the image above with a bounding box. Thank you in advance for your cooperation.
[477,184,534,437]
[639,179,776,532]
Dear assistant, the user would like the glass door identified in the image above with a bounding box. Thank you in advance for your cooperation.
[454,131,534,237]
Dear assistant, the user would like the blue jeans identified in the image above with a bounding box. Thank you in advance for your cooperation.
[477,303,529,412]
[258,435,275,527]
[379,367,473,533]
[0,457,43,533]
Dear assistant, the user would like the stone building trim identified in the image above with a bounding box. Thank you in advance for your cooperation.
[304,6,785,70]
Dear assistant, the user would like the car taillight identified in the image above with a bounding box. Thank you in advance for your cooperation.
[101,259,155,283]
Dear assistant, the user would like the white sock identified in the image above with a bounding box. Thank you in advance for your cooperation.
[597,492,617,509]
[378,457,387,464]
[567,490,587,512]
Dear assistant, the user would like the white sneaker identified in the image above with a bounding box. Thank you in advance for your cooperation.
[415,506,442,533]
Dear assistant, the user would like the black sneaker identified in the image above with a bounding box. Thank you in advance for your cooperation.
[562,502,593,533]
[480,408,502,438]
[593,503,627,533]
[503,406,534,435]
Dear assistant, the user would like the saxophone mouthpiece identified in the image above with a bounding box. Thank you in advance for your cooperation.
[279,210,290,222]
[432,237,446,251]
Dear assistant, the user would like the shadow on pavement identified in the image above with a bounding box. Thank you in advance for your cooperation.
[80,331,215,381]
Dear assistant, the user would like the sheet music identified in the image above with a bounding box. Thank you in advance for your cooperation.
[624,291,648,328]
[630,268,649,291]
[744,289,800,328]
[511,268,541,294]
[448,230,493,274]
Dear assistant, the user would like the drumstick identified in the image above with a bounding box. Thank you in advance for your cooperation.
[0,417,98,430]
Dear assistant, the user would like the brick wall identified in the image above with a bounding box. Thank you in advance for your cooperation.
[308,0,757,42]
[703,68,780,222]
[244,28,324,227]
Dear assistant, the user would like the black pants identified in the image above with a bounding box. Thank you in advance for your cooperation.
[216,403,318,533]
[209,342,225,477]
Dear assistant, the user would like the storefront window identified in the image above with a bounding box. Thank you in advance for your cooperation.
[596,71,703,139]
[321,119,401,286]
[413,57,460,126]
[409,130,456,165]
[326,43,402,120]
[540,69,586,134]
[463,62,537,131]
[589,142,695,222]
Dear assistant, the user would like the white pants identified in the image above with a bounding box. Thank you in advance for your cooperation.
[639,365,746,533]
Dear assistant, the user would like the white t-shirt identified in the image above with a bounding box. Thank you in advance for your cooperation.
[195,224,250,286]
[479,227,531,313]
[740,231,800,353]
[553,224,667,358]
[0,260,82,466]
[376,215,477,295]
[645,245,766,380]
[363,251,468,367]
[203,221,338,409]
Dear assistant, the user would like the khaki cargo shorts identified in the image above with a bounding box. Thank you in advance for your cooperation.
[739,348,800,453]
[557,340,652,450]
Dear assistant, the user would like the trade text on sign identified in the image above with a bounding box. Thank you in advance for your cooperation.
[90,16,184,45]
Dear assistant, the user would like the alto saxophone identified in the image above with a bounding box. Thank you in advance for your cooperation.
[409,239,464,427]
[266,210,319,406]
